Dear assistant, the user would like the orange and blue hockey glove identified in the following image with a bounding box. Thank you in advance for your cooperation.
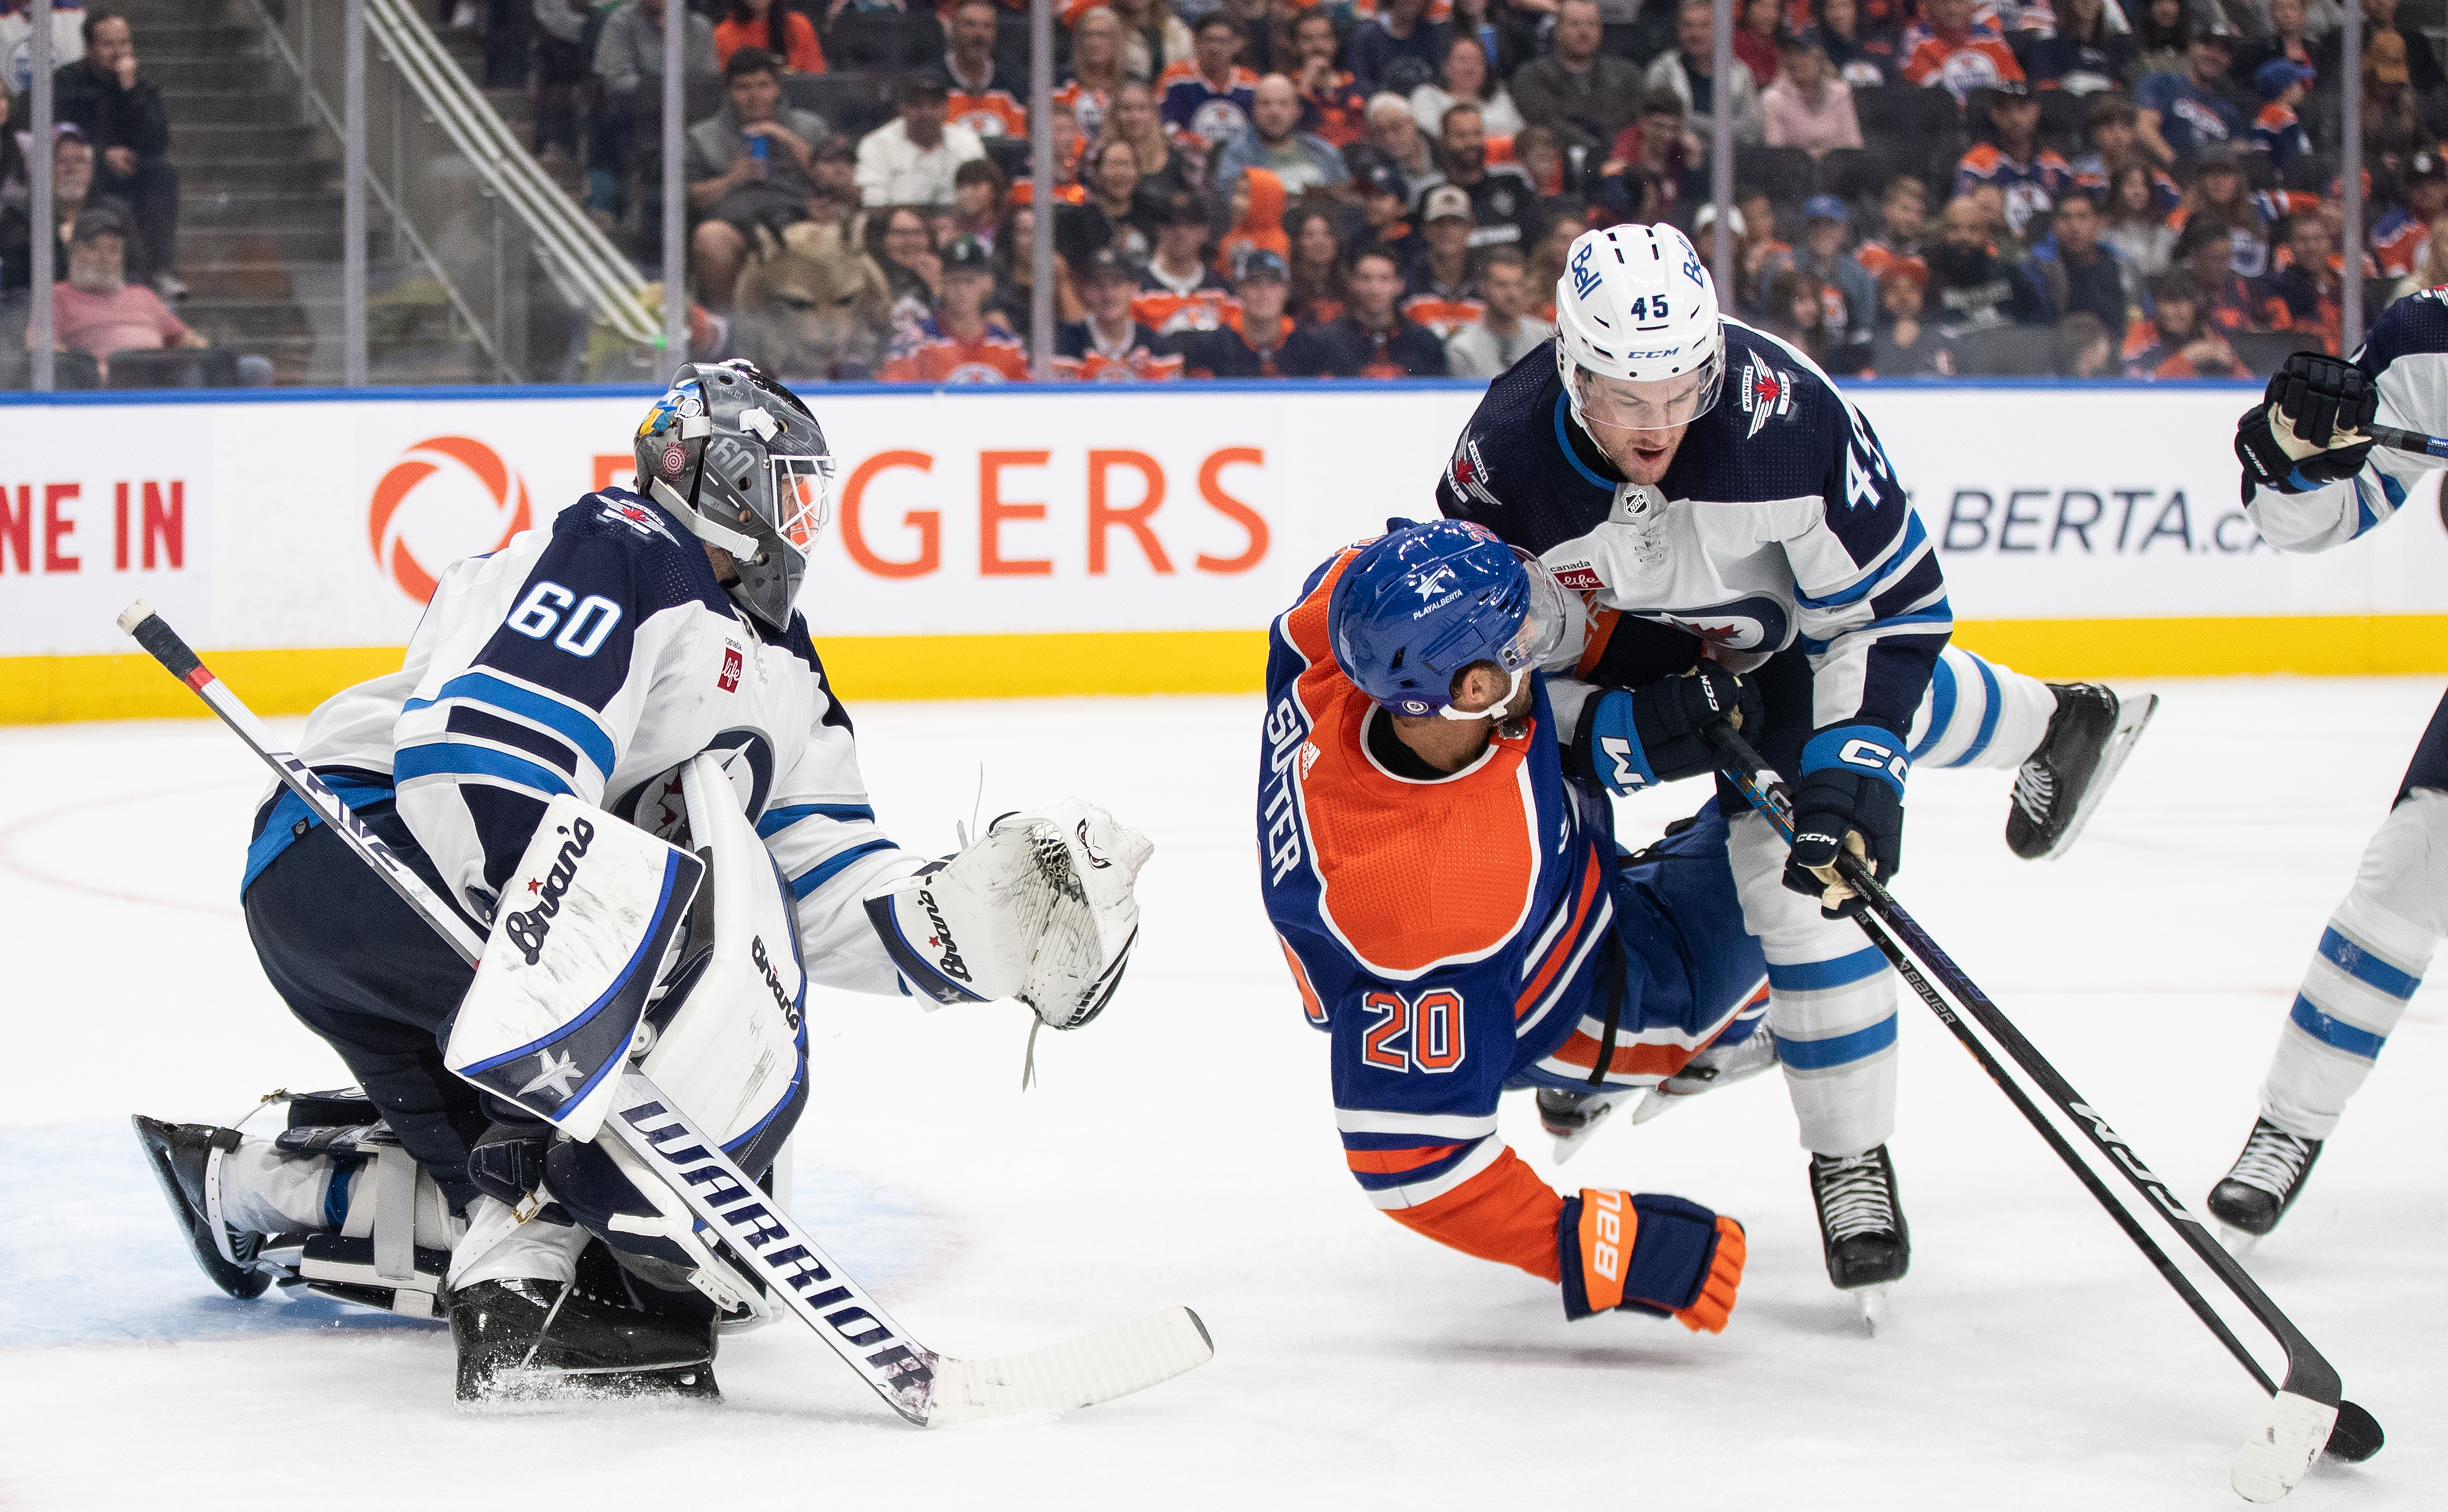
[1558,1188,1747,1333]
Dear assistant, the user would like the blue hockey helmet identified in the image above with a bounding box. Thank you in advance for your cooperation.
[1328,519,1576,719]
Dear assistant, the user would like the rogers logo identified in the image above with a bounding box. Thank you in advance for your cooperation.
[368,436,533,603]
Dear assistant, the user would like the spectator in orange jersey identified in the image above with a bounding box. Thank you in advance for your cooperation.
[715,0,824,72]
[883,235,1033,380]
[1853,174,1930,285]
[936,0,1029,138]
[1215,165,1292,281]
[2123,268,2242,376]
[1056,5,1127,141]
[1291,8,1371,146]
[1279,243,1447,374]
[2256,213,2344,352]
[1898,0,2026,106]
[1135,191,1239,333]
[1177,246,1302,375]
[1053,248,1186,378]
[1401,185,1487,338]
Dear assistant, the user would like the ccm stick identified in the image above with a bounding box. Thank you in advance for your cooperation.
[1703,724,2380,1503]
[116,600,1214,1426]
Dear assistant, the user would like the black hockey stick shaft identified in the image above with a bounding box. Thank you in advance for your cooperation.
[2367,422,2448,460]
[1705,725,2341,1407]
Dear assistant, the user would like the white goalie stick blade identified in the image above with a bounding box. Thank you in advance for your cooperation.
[925,1306,1215,1426]
[601,1073,1212,1426]
[2231,1391,2339,1503]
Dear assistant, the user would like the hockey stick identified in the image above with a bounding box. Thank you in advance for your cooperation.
[116,600,1214,1426]
[1704,724,2382,1501]
[2366,422,2448,460]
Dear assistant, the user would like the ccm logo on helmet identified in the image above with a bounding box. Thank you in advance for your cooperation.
[1624,346,1682,360]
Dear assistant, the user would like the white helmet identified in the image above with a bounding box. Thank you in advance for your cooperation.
[1553,222,1725,436]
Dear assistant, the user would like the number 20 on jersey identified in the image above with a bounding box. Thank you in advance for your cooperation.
[1362,990,1466,1074]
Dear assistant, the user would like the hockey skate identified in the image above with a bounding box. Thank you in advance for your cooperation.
[449,1259,720,1404]
[1632,1018,1779,1125]
[130,1115,275,1300]
[2207,1117,2325,1245]
[1538,1088,1624,1163]
[1809,1146,1908,1329]
[2006,683,2158,860]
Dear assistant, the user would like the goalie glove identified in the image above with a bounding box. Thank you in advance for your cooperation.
[863,798,1153,1029]
[2235,352,2378,496]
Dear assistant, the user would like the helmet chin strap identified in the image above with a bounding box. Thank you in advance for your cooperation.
[650,477,762,559]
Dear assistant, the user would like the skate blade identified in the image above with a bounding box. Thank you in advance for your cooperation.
[1851,1283,1892,1335]
[2218,1223,2263,1259]
[2045,692,2159,860]
[1551,1096,1626,1164]
[464,1360,719,1406]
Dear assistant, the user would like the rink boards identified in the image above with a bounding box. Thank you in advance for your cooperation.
[2,378,2444,721]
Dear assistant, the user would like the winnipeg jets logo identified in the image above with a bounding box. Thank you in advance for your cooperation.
[599,497,677,543]
[1738,360,1793,440]
[1448,433,1499,507]
[520,1048,585,1099]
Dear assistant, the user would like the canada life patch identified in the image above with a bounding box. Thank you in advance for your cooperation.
[718,644,744,693]
[1738,359,1793,440]
[1551,560,1606,591]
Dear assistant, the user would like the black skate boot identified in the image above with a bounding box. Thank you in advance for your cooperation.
[2006,683,2159,860]
[449,1276,720,1403]
[2207,1117,2324,1238]
[130,1115,273,1300]
[1809,1146,1910,1290]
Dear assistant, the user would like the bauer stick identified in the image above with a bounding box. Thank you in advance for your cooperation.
[116,600,1213,1426]
[1703,724,2381,1504]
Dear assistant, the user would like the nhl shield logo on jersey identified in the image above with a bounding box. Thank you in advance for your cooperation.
[1447,432,1500,507]
[1738,360,1794,439]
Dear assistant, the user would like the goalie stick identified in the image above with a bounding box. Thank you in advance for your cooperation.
[1703,725,2381,1504]
[116,599,1214,1426]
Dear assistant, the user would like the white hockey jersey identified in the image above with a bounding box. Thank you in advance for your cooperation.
[251,487,921,995]
[2247,291,2448,554]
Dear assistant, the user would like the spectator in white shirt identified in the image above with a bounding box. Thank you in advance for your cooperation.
[1442,247,1554,375]
[856,75,987,208]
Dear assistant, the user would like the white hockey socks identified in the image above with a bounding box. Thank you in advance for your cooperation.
[1903,646,2056,773]
[213,1138,465,1250]
[2260,789,2447,1139]
[448,1196,589,1290]
[1729,810,1900,1157]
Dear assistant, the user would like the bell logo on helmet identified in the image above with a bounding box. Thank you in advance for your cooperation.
[1569,240,1602,299]
[1682,250,1705,286]
[368,436,533,606]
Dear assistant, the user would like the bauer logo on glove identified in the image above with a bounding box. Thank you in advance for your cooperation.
[864,798,1153,1029]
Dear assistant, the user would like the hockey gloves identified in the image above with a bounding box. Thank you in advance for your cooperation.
[1558,1188,1748,1333]
[2235,352,2378,497]
[1782,725,1907,919]
[1580,664,1764,794]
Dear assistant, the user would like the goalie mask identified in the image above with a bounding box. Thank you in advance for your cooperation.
[635,360,835,636]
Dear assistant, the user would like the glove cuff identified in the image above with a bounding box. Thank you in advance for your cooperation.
[1798,723,1909,795]
[1581,689,1661,796]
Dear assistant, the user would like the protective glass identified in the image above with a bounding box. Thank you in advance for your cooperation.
[1435,553,1578,722]
[772,455,836,552]
[1571,355,1724,433]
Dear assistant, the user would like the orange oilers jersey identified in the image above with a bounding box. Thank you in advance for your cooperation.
[1897,28,2025,103]
[948,87,1029,138]
[879,324,1032,383]
[1257,543,1769,1284]
[1400,290,1487,340]
[1050,79,1112,141]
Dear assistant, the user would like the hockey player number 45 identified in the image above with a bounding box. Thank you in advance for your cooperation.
[1362,990,1466,1073]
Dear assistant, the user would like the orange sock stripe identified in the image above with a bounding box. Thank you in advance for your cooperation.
[1382,1146,1564,1281]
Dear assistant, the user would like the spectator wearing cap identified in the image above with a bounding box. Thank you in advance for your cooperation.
[1511,0,1643,159]
[2371,149,2448,277]
[1868,263,1956,375]
[1347,0,1449,97]
[2025,0,2136,96]
[1279,243,1445,375]
[1853,173,1929,285]
[2123,268,2241,376]
[1443,246,1554,377]
[1177,247,1301,375]
[1761,31,1861,158]
[1401,186,1487,338]
[1160,13,1259,156]
[2030,190,2139,338]
[1954,83,2076,242]
[1054,249,1186,379]
[2072,97,2182,217]
[1135,192,1237,333]
[2136,24,2246,165]
[858,76,988,207]
[937,0,1027,139]
[1897,0,2025,107]
[1927,194,2049,333]
[1435,103,1535,249]
[686,48,830,310]
[1646,1,1767,146]
[1765,194,1876,363]
[1214,74,1350,197]
[1365,92,1444,209]
[1604,90,1702,220]
[2250,59,2316,170]
[882,235,1032,381]
[51,8,176,294]
[1291,10,1372,147]
[36,204,206,379]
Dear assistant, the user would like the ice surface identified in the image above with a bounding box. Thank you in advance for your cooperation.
[2,680,2442,1509]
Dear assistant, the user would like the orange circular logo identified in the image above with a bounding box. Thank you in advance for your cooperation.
[368,436,534,603]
